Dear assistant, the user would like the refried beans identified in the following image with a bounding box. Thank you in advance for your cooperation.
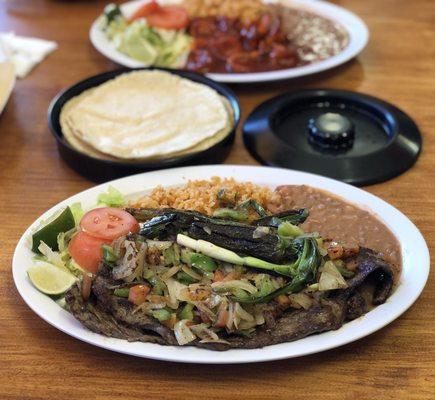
[276,185,402,277]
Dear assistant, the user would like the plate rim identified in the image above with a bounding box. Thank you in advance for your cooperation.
[12,165,430,364]
[89,0,369,83]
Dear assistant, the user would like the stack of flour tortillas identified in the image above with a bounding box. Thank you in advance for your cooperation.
[60,70,233,161]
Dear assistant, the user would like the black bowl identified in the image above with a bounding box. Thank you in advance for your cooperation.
[48,67,240,182]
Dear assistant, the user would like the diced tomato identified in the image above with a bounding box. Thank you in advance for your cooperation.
[199,310,212,324]
[146,6,189,30]
[327,242,344,259]
[80,207,139,241]
[128,284,151,306]
[222,271,240,282]
[214,309,229,328]
[147,294,165,304]
[68,231,111,274]
[128,0,159,22]
[161,313,177,329]
[212,270,225,282]
[276,294,292,310]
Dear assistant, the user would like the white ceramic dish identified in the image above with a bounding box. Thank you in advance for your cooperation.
[12,165,429,364]
[89,0,369,83]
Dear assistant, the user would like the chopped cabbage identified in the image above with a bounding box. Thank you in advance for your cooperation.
[97,186,126,207]
[318,261,348,291]
[174,320,196,345]
[100,15,192,68]
[69,203,84,226]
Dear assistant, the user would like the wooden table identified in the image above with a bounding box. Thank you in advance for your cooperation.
[1,1,434,399]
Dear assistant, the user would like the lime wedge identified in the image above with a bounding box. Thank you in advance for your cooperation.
[32,206,75,253]
[27,262,77,295]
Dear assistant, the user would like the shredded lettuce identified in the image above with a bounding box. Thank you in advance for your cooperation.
[69,203,84,226]
[65,259,86,278]
[55,297,68,310]
[97,186,126,207]
[57,228,85,277]
[57,228,77,253]
[38,241,67,270]
[37,237,84,278]
[100,12,192,68]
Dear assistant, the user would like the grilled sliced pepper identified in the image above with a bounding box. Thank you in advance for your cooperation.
[181,249,217,273]
[189,253,217,272]
[177,234,299,277]
[188,221,299,264]
[236,199,268,218]
[176,271,198,285]
[277,221,304,238]
[148,276,166,295]
[234,238,321,304]
[253,209,308,227]
[114,288,130,297]
[212,208,248,221]
[102,245,118,266]
[178,303,194,320]
[152,309,172,321]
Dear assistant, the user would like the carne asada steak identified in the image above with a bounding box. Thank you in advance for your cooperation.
[65,248,394,350]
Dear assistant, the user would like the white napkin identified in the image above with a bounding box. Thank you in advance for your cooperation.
[0,32,57,78]
[0,60,15,114]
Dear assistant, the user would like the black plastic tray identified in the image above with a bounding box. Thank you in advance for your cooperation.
[48,67,240,182]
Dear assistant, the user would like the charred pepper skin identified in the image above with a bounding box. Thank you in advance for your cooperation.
[129,207,308,263]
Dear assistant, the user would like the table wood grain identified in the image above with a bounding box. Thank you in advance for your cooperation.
[1,1,434,399]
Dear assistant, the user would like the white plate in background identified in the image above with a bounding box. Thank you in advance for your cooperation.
[89,0,369,83]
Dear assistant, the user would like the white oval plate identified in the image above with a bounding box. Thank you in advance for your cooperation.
[13,166,429,364]
[89,0,369,83]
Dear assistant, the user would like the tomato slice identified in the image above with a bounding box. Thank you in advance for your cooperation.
[214,309,229,328]
[146,6,189,30]
[128,284,151,306]
[129,0,160,22]
[80,207,139,241]
[68,231,111,274]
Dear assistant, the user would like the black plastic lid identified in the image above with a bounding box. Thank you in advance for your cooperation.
[243,89,422,186]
